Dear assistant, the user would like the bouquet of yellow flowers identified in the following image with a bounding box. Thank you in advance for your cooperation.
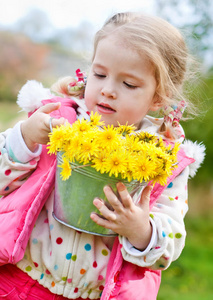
[48,113,179,235]
[48,112,179,186]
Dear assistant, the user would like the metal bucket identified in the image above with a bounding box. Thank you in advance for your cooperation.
[53,152,146,236]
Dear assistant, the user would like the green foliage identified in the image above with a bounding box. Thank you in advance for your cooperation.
[158,215,213,299]
[154,0,213,66]
[183,74,213,184]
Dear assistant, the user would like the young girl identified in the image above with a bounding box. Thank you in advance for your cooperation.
[0,12,205,300]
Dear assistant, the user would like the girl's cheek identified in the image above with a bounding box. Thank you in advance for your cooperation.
[84,95,92,110]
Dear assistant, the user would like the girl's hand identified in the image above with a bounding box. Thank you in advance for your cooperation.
[90,182,153,250]
[21,102,67,152]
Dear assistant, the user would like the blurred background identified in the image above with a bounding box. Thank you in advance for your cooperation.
[0,0,212,298]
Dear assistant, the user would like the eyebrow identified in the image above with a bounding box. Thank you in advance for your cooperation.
[92,63,144,82]
[92,63,106,70]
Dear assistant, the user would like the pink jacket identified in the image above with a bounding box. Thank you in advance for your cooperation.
[0,97,195,299]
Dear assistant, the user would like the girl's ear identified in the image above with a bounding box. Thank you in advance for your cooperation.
[149,95,164,112]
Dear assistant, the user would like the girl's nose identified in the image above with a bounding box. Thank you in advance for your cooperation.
[101,84,117,99]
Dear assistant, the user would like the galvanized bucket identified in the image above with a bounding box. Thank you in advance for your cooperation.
[53,152,146,236]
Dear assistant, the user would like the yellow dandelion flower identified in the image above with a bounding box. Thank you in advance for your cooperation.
[155,137,166,149]
[154,147,171,168]
[121,169,134,182]
[104,151,128,177]
[47,126,66,154]
[58,157,72,181]
[78,140,100,164]
[96,125,122,150]
[167,142,180,165]
[91,151,108,173]
[124,135,141,152]
[71,119,91,135]
[136,132,158,144]
[133,155,157,182]
[62,136,81,162]
[90,111,105,127]
[151,172,168,186]
[116,123,136,136]
[47,118,180,183]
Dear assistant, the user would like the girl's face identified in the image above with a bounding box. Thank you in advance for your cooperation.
[85,35,162,128]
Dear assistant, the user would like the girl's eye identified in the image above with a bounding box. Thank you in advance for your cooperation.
[94,73,106,78]
[124,82,137,89]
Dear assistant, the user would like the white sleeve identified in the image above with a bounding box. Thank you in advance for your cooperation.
[120,217,157,256]
[5,121,42,163]
[0,123,41,195]
[119,166,189,270]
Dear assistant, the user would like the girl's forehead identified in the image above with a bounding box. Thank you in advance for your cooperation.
[94,35,154,72]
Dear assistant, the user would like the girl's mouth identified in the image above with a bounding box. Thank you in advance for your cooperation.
[97,103,116,114]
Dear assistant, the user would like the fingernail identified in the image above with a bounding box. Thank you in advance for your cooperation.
[117,182,126,190]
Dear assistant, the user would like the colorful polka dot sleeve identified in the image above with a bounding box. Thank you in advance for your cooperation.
[0,127,39,196]
[119,166,189,270]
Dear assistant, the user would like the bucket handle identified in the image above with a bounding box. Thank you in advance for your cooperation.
[49,117,54,132]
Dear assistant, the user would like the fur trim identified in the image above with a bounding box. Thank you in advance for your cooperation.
[17,80,53,112]
[182,140,206,178]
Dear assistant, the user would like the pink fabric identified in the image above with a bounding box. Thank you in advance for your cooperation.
[0,264,89,300]
[101,238,160,300]
[0,97,77,265]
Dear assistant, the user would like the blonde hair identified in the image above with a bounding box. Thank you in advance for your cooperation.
[51,76,85,99]
[93,12,198,117]
[52,12,198,117]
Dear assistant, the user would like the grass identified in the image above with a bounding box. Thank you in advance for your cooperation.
[0,102,26,131]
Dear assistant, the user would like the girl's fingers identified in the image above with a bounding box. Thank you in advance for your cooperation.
[138,185,153,207]
[52,117,67,128]
[116,182,133,208]
[90,212,113,228]
[103,186,124,212]
[39,102,61,114]
[92,198,117,221]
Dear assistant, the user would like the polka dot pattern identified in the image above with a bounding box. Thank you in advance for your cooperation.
[25,266,32,272]
[51,281,55,287]
[56,237,63,244]
[167,182,173,188]
[84,243,91,251]
[71,255,77,261]
[5,169,11,176]
[66,253,72,260]
[175,233,182,239]
[93,261,97,268]
[102,249,108,256]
